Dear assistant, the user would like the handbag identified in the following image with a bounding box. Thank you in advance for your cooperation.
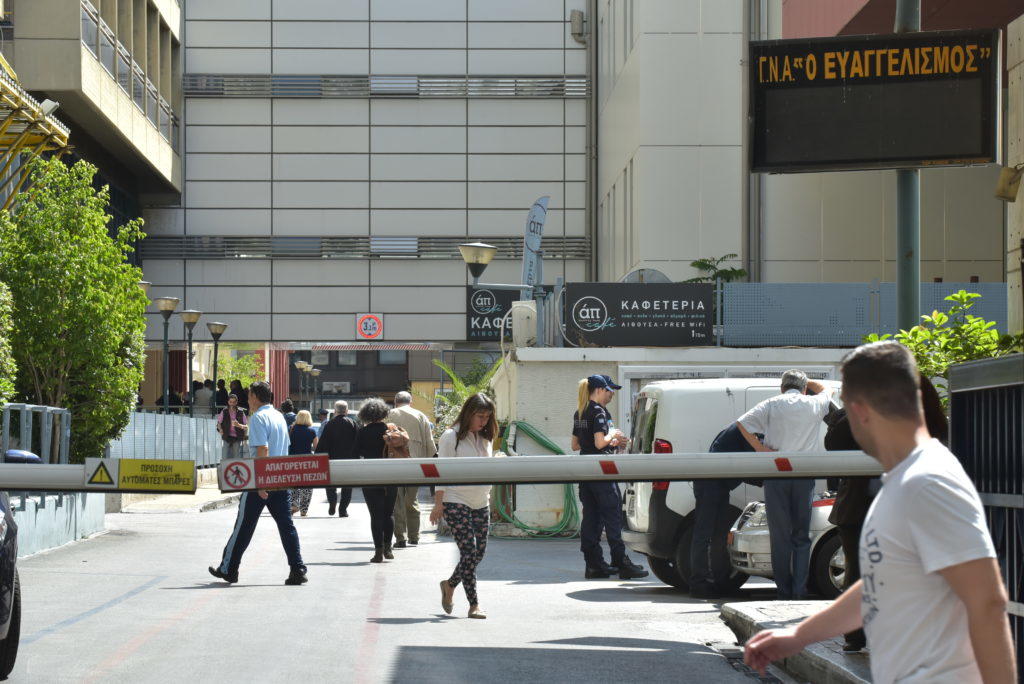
[383,423,411,458]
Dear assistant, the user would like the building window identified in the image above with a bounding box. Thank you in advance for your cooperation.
[378,351,407,366]
[337,351,357,366]
[81,3,98,57]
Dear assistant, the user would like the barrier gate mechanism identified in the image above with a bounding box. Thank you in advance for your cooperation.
[0,458,197,494]
[216,451,882,492]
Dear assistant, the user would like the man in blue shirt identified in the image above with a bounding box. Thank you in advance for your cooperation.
[209,381,308,586]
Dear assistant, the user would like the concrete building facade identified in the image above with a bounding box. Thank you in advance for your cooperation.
[141,0,590,347]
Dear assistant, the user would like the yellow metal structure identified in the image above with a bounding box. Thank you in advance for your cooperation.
[0,65,72,210]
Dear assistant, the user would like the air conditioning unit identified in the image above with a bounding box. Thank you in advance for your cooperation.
[511,300,537,347]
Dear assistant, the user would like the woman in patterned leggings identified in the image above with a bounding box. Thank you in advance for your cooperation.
[430,393,497,620]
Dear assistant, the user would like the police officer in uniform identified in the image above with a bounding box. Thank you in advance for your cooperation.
[571,374,649,580]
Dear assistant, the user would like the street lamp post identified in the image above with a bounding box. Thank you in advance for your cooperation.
[294,360,309,409]
[207,321,228,413]
[180,310,202,417]
[310,368,321,412]
[153,297,180,414]
[459,242,558,345]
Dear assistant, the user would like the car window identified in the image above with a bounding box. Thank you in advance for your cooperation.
[631,398,659,454]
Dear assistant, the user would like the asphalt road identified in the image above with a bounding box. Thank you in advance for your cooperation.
[10,493,773,683]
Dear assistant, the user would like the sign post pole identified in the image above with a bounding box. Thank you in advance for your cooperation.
[895,0,921,331]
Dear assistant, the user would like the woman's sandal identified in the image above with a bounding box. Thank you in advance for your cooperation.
[468,606,487,620]
[440,580,454,614]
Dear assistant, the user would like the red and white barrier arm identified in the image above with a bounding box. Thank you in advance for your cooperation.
[216,451,882,493]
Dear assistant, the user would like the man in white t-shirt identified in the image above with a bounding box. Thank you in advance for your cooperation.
[736,370,832,599]
[745,341,1016,684]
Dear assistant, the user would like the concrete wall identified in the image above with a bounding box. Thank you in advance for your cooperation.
[1007,14,1024,334]
[11,493,106,558]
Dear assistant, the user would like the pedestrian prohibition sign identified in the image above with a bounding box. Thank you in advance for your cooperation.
[221,460,252,490]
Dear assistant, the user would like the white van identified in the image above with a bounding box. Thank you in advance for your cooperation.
[622,377,841,592]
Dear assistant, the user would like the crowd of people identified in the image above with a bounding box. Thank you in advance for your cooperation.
[143,378,247,414]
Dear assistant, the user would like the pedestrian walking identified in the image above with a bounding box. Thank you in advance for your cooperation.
[571,375,649,581]
[387,391,436,548]
[216,394,248,460]
[687,423,747,598]
[216,379,229,410]
[736,370,833,599]
[288,409,317,517]
[430,393,497,619]
[209,381,307,586]
[280,399,297,428]
[193,379,215,417]
[315,400,359,517]
[822,372,948,653]
[745,341,1015,683]
[355,398,397,563]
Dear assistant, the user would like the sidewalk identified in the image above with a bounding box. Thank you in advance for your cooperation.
[121,479,240,513]
[721,601,872,684]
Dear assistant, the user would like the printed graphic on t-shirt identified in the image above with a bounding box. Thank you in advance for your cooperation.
[860,525,883,628]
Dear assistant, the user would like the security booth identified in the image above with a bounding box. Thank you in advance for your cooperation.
[949,354,1024,672]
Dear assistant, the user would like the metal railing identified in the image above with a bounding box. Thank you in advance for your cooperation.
[722,282,1009,347]
[184,74,590,99]
[138,235,592,261]
[106,407,243,469]
[950,354,1024,673]
[1,403,71,465]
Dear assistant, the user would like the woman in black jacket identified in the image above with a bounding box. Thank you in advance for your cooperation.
[354,398,395,564]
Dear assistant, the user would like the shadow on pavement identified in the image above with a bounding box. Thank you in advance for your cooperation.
[387,639,743,683]
[565,585,699,603]
[367,616,453,625]
[306,561,371,567]
[160,583,284,590]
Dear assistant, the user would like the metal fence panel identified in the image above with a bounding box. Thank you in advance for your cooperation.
[723,282,1008,347]
[950,355,1024,673]
[106,410,226,468]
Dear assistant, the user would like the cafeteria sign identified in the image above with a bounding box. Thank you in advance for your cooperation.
[564,283,714,347]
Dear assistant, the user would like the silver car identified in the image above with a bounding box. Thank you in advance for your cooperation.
[727,495,846,599]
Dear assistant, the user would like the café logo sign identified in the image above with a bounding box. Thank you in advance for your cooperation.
[470,289,501,316]
[564,283,714,347]
[571,296,611,332]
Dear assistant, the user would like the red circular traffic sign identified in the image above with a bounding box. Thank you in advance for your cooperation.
[356,314,383,340]
[224,461,252,489]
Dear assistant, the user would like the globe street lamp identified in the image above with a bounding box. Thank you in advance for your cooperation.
[310,368,321,412]
[153,297,180,414]
[180,309,202,417]
[207,321,228,412]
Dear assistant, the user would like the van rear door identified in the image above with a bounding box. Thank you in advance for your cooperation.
[623,395,657,533]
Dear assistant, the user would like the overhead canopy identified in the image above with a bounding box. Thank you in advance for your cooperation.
[0,57,72,209]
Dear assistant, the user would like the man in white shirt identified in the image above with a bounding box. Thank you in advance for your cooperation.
[736,370,832,599]
[387,391,437,548]
[745,341,1015,683]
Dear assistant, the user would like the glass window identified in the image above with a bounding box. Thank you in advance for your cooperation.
[378,351,407,366]
[132,64,145,111]
[98,22,115,77]
[159,98,171,140]
[146,82,158,126]
[337,351,357,366]
[631,399,658,454]
[116,46,131,94]
[81,4,98,57]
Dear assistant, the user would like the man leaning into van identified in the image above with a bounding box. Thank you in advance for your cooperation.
[736,370,832,599]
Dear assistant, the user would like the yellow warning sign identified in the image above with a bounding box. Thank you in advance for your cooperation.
[117,459,195,493]
[88,461,114,485]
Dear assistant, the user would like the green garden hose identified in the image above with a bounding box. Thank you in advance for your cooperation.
[491,420,581,539]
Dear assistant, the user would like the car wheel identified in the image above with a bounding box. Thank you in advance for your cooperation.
[647,556,687,589]
[674,507,749,594]
[0,570,20,680]
[811,533,844,600]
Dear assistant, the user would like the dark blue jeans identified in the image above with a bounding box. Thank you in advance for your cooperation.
[578,482,625,568]
[218,490,305,576]
[689,479,737,590]
[763,479,815,599]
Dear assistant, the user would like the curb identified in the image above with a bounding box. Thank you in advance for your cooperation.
[721,602,872,684]
[198,493,241,512]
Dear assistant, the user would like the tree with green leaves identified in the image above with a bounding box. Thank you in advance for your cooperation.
[684,254,748,283]
[429,357,503,440]
[0,158,147,462]
[865,290,1023,399]
[0,283,15,405]
[218,352,266,388]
